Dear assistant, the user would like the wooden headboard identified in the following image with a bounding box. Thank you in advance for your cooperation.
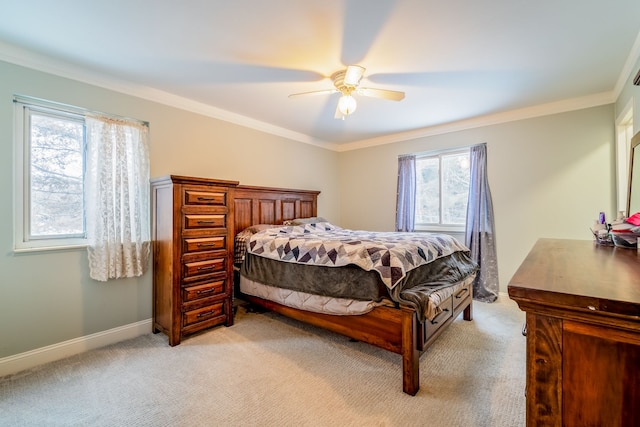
[233,185,320,235]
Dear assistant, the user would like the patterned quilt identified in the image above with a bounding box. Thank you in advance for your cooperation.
[248,222,470,290]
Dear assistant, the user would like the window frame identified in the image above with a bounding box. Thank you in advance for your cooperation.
[414,147,470,233]
[615,98,634,214]
[14,96,88,252]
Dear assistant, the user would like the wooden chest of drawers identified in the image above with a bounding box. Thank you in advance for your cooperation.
[151,175,238,346]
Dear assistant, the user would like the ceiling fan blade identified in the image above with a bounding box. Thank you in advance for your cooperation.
[288,89,337,98]
[344,65,365,86]
[340,1,394,65]
[357,87,405,101]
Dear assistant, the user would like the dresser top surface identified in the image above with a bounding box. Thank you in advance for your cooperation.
[508,238,640,317]
[151,175,239,187]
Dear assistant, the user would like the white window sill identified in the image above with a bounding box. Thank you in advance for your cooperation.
[13,244,88,254]
[415,225,465,233]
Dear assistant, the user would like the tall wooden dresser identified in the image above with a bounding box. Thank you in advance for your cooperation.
[508,239,640,427]
[151,175,238,346]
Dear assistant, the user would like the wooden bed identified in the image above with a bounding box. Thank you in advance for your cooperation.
[232,185,474,395]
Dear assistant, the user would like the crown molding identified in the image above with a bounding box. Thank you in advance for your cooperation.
[335,91,615,152]
[0,40,621,154]
[0,41,338,151]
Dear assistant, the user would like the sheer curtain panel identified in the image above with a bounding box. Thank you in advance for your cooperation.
[85,115,150,281]
[465,143,499,302]
[396,155,416,232]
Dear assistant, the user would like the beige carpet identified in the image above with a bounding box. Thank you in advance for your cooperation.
[0,296,526,427]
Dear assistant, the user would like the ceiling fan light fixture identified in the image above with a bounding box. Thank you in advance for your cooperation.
[288,65,404,119]
[338,94,357,116]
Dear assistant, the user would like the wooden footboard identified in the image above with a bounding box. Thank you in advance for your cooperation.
[242,292,473,395]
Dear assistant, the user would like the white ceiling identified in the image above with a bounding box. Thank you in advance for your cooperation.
[1,0,639,150]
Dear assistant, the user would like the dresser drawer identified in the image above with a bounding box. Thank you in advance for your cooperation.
[183,236,226,253]
[423,296,453,339]
[183,280,227,302]
[183,258,225,278]
[184,214,226,230]
[184,189,227,206]
[183,302,226,327]
[453,284,472,312]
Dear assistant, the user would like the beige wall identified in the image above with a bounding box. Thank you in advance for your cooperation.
[1,53,636,362]
[0,60,339,358]
[338,105,616,291]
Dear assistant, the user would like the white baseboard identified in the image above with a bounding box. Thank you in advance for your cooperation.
[0,318,152,377]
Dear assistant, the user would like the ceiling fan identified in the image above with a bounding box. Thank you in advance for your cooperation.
[288,65,405,119]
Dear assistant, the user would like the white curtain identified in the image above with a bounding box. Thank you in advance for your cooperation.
[465,143,499,302]
[85,115,150,282]
[395,155,416,232]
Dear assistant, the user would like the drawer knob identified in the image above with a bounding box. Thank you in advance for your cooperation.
[197,265,216,271]
[197,197,217,201]
[197,220,217,225]
[196,288,215,295]
[197,243,217,247]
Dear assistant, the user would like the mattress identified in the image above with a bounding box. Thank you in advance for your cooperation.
[240,250,477,322]
[239,275,390,315]
[240,274,472,321]
[237,222,478,322]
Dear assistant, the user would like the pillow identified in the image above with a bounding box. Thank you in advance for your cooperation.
[283,216,328,226]
[245,224,278,233]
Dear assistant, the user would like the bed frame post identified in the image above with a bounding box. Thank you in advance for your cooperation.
[464,301,473,321]
[401,305,420,396]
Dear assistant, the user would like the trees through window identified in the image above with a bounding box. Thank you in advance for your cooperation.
[415,149,470,229]
[15,98,87,249]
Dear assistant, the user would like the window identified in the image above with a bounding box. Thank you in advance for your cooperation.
[415,148,470,231]
[14,97,88,250]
